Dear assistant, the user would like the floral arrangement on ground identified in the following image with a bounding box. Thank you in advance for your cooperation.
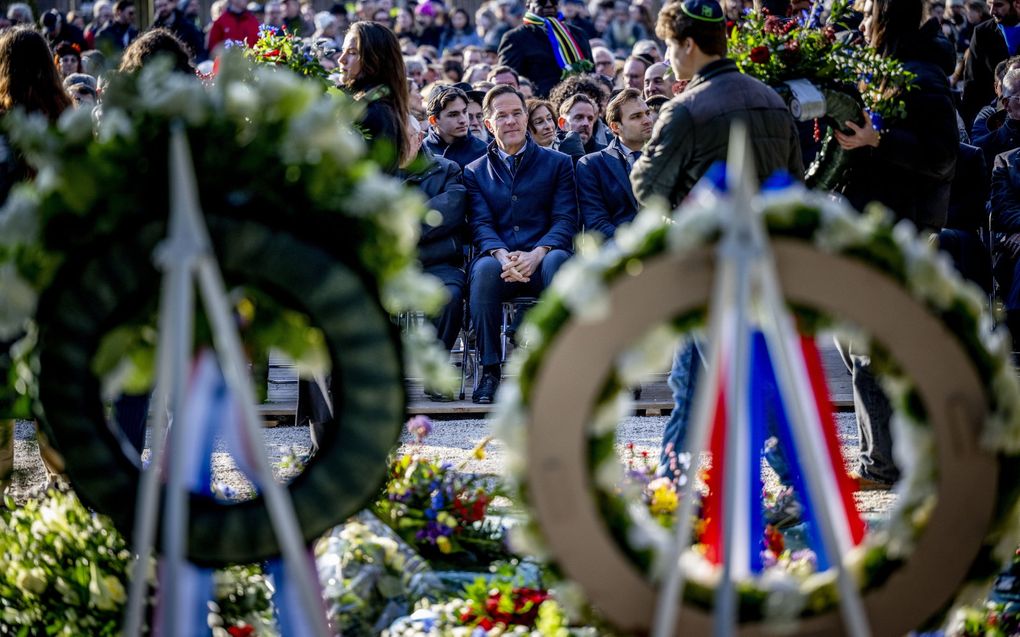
[371,417,513,571]
[0,54,455,417]
[492,180,1020,626]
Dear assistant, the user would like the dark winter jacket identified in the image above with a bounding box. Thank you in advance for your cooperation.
[631,58,803,208]
[497,22,593,97]
[841,19,958,229]
[94,20,138,54]
[575,137,640,237]
[463,138,578,254]
[962,18,1011,130]
[423,128,488,170]
[404,152,468,268]
[990,147,1020,232]
[972,109,1020,170]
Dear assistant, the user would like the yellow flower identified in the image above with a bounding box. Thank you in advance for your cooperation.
[649,483,679,516]
[436,536,452,554]
[437,511,458,529]
[473,446,486,460]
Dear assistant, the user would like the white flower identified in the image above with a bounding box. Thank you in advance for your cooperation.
[615,324,678,386]
[97,108,135,144]
[224,82,260,119]
[550,257,609,322]
[382,266,445,315]
[589,389,630,436]
[137,66,209,125]
[254,67,319,121]
[0,188,39,246]
[0,264,37,340]
[57,106,95,145]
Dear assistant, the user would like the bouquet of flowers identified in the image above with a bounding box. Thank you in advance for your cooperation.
[386,565,576,636]
[242,25,332,86]
[372,419,509,570]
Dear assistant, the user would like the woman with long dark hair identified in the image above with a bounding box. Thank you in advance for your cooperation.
[834,0,958,491]
[339,20,411,172]
[836,0,957,229]
[0,27,71,494]
[0,27,73,122]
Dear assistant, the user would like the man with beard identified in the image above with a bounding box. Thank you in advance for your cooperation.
[497,0,594,96]
[962,0,1020,127]
[424,85,489,168]
[576,88,652,238]
[556,93,606,156]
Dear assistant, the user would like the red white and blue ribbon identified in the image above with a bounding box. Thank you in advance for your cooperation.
[699,331,864,572]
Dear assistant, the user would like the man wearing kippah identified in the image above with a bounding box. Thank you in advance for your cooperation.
[632,0,804,515]
[631,0,803,207]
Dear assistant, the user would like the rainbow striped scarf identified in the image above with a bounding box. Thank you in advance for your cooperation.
[522,11,586,70]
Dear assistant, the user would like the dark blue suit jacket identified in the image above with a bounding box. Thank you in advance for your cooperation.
[575,138,640,238]
[463,139,578,254]
[424,128,488,170]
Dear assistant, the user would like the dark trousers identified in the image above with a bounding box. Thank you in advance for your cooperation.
[425,262,467,350]
[468,250,570,367]
[837,340,899,484]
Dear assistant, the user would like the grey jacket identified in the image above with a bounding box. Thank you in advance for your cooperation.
[631,59,803,208]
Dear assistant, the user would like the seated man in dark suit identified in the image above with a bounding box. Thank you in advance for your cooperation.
[464,84,578,403]
[576,88,653,238]
[423,85,489,170]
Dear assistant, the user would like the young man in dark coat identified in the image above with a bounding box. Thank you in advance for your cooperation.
[497,0,594,97]
[631,0,802,208]
[403,118,469,403]
[464,85,578,403]
[576,88,653,238]
[423,85,489,170]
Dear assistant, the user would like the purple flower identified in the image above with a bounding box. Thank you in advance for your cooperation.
[406,415,433,442]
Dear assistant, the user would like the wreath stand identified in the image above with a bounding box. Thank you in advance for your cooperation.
[649,124,868,637]
[121,126,330,637]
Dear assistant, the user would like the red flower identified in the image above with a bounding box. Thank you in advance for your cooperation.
[227,626,255,637]
[749,46,771,64]
[266,48,281,58]
[764,524,784,556]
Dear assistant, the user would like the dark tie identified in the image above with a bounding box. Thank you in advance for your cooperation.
[509,153,522,177]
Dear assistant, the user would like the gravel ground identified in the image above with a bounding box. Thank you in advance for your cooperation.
[6,412,894,516]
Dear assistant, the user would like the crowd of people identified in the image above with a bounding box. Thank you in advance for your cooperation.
[0,0,1016,489]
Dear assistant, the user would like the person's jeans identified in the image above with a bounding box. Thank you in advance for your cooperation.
[468,250,570,367]
[659,337,792,484]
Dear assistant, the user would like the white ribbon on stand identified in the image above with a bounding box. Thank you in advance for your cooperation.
[122,124,331,637]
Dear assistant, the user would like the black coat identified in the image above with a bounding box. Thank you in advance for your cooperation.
[463,139,578,254]
[972,110,1020,170]
[962,19,1010,130]
[841,20,958,229]
[423,128,488,170]
[358,95,404,174]
[946,142,989,232]
[497,22,593,97]
[404,152,468,268]
[575,137,639,238]
[990,147,1020,232]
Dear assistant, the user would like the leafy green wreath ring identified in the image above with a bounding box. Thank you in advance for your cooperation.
[33,216,405,566]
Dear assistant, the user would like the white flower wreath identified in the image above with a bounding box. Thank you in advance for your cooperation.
[492,181,1020,630]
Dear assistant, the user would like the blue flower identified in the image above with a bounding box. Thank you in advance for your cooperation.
[431,492,445,511]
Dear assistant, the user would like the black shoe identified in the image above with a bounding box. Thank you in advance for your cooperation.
[473,372,500,404]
